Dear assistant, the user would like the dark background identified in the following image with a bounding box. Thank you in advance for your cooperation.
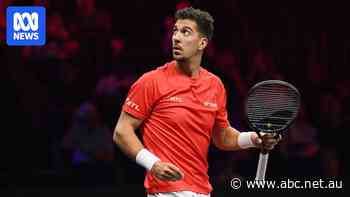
[1,0,347,196]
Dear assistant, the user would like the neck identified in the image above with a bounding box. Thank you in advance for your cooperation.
[175,55,202,77]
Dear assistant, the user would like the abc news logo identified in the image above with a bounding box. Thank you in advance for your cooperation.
[13,12,39,38]
[7,6,46,46]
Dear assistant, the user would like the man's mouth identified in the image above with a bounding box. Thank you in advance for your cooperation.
[173,46,182,51]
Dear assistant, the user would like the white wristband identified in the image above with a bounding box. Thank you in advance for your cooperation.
[238,132,256,149]
[136,148,160,171]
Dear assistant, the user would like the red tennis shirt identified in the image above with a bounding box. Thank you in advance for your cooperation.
[122,60,229,194]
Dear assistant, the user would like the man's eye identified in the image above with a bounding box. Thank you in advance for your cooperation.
[183,30,190,36]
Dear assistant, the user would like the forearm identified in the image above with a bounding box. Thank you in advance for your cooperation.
[113,111,160,171]
[213,126,240,151]
[113,124,144,160]
[213,126,257,151]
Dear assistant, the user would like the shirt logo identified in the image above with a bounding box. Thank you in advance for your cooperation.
[169,96,183,103]
[125,98,140,111]
[203,101,217,108]
[6,6,46,46]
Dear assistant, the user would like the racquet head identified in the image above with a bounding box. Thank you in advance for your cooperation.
[245,80,301,135]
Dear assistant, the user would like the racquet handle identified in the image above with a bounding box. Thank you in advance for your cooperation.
[255,152,269,181]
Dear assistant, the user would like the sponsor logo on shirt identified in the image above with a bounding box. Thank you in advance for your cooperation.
[203,101,218,108]
[169,96,183,103]
[125,98,140,111]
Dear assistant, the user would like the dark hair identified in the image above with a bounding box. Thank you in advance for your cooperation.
[174,7,214,40]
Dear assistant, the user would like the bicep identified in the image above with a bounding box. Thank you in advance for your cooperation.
[115,111,143,134]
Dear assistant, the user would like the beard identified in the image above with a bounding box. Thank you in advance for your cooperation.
[172,51,187,62]
[173,56,188,64]
[173,55,185,61]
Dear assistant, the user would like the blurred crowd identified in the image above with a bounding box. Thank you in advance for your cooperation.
[1,0,347,190]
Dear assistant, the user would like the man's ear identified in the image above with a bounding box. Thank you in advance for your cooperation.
[199,37,208,51]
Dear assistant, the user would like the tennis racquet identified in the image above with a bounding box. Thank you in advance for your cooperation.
[244,80,301,181]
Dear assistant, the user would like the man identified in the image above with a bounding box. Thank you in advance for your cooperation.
[113,7,281,197]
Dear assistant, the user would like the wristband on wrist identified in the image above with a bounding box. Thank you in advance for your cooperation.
[237,132,256,149]
[135,148,160,171]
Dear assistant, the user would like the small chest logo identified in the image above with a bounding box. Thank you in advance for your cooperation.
[203,101,217,108]
[169,96,183,103]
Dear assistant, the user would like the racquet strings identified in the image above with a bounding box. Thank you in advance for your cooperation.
[246,83,300,132]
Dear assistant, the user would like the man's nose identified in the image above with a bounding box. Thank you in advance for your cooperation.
[172,32,180,42]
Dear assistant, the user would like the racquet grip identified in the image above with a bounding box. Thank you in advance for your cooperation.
[255,152,269,181]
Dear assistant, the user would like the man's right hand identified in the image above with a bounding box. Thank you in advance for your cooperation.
[151,161,184,181]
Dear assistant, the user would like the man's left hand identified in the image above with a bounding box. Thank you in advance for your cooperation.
[252,132,282,150]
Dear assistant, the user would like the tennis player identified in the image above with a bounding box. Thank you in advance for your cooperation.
[113,7,281,197]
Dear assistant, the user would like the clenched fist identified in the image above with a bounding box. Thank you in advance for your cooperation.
[252,132,282,151]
